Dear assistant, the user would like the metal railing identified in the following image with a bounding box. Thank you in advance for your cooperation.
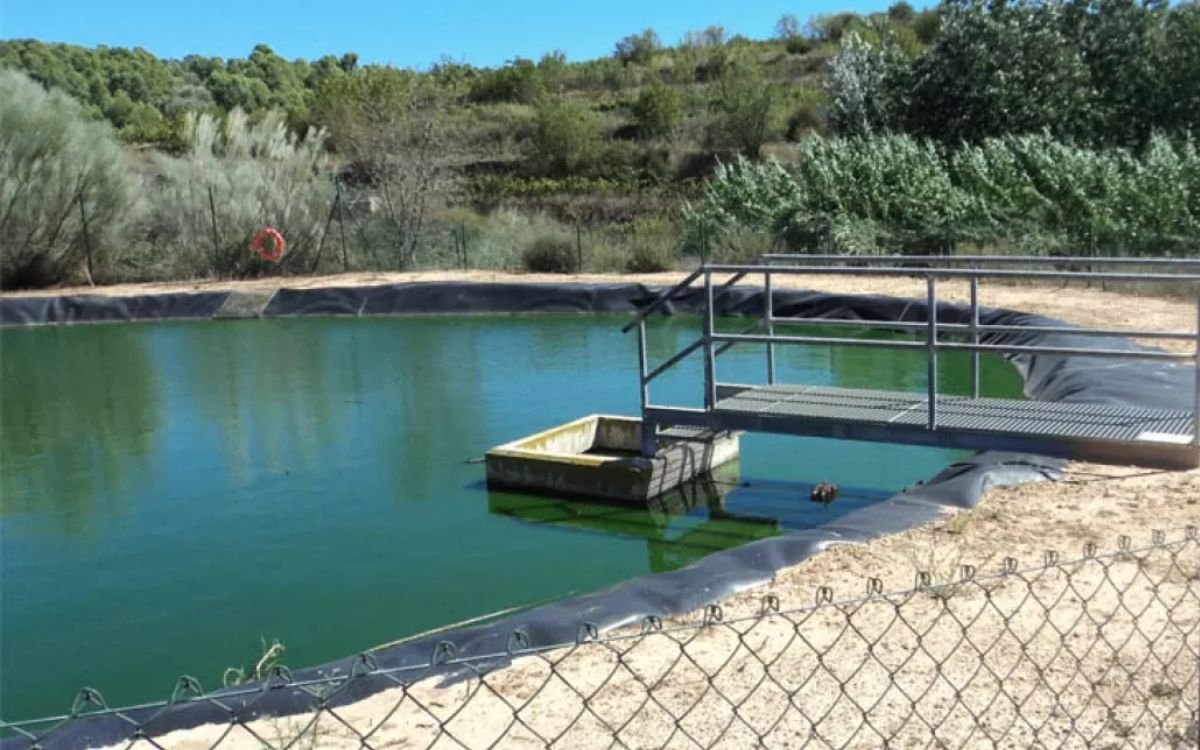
[624,256,1200,454]
[4,530,1197,749]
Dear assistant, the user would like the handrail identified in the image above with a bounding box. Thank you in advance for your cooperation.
[629,256,1200,457]
[707,263,1200,283]
[761,254,1200,268]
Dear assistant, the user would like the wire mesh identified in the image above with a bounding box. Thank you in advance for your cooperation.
[4,529,1198,750]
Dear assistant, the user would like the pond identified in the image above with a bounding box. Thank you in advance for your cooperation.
[0,314,1023,720]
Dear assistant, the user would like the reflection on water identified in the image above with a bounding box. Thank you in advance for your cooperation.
[486,461,895,574]
[1,326,160,531]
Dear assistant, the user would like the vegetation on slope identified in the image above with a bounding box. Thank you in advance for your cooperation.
[0,0,1197,288]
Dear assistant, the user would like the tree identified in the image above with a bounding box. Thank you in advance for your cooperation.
[468,58,545,103]
[823,32,909,136]
[313,68,444,268]
[614,29,661,66]
[774,14,813,54]
[713,62,782,158]
[775,14,801,39]
[532,99,599,175]
[888,2,917,23]
[632,83,683,140]
[906,0,1095,143]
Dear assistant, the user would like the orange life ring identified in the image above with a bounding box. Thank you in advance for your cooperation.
[252,227,286,262]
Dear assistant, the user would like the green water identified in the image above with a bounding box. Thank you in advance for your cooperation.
[0,314,1022,721]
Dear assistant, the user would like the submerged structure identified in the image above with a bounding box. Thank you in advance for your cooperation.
[485,415,739,502]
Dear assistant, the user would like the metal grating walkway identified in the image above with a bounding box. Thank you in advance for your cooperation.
[645,384,1198,468]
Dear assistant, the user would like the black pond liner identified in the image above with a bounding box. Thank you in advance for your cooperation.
[2,281,1193,749]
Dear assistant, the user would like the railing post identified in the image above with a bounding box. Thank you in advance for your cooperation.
[927,275,938,430]
[703,269,717,410]
[765,270,776,385]
[969,275,980,399]
[637,319,658,457]
[637,319,649,412]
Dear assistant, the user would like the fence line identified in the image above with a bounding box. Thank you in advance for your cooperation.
[4,528,1198,749]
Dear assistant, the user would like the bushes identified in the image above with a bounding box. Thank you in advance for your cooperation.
[711,62,783,158]
[631,84,683,140]
[683,134,1200,256]
[531,100,599,176]
[522,236,576,273]
[150,109,334,278]
[0,70,141,288]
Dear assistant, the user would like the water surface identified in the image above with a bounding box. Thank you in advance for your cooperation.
[0,314,1022,719]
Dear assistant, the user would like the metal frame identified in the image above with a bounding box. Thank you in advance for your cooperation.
[626,257,1200,464]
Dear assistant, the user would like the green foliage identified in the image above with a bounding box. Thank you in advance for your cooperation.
[532,100,599,176]
[311,66,419,153]
[711,62,783,158]
[823,32,910,137]
[624,241,673,272]
[522,235,576,273]
[0,70,141,288]
[468,58,545,104]
[684,134,1200,256]
[899,0,1198,147]
[631,83,683,140]
[150,109,334,278]
[614,29,662,66]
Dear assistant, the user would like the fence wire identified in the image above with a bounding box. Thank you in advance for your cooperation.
[4,529,1198,750]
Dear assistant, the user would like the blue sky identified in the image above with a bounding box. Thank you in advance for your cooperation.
[2,0,897,67]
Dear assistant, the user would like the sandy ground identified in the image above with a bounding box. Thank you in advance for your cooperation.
[17,272,1199,748]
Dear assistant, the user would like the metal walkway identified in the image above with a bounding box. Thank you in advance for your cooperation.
[625,255,1200,469]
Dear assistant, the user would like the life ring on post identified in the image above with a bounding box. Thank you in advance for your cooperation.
[252,227,286,262]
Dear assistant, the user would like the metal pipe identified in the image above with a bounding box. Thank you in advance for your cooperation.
[714,320,764,358]
[933,342,1192,361]
[703,270,716,410]
[970,276,980,399]
[760,254,1200,269]
[765,271,776,385]
[710,333,926,351]
[707,333,1192,361]
[621,268,703,333]
[927,276,938,430]
[637,319,649,411]
[765,316,1199,341]
[705,264,1200,284]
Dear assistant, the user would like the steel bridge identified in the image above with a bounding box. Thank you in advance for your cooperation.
[624,255,1200,469]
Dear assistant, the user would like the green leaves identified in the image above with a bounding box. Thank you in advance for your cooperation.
[685,134,1200,256]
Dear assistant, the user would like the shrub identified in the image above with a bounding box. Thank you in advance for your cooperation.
[149,109,334,279]
[823,32,909,137]
[712,63,782,158]
[625,242,673,272]
[468,58,545,105]
[523,235,576,273]
[614,29,662,66]
[631,84,683,140]
[532,100,599,176]
[0,70,141,288]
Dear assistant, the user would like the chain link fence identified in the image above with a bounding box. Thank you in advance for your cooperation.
[4,529,1198,750]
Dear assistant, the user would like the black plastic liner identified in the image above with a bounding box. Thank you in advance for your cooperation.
[4,281,1193,749]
